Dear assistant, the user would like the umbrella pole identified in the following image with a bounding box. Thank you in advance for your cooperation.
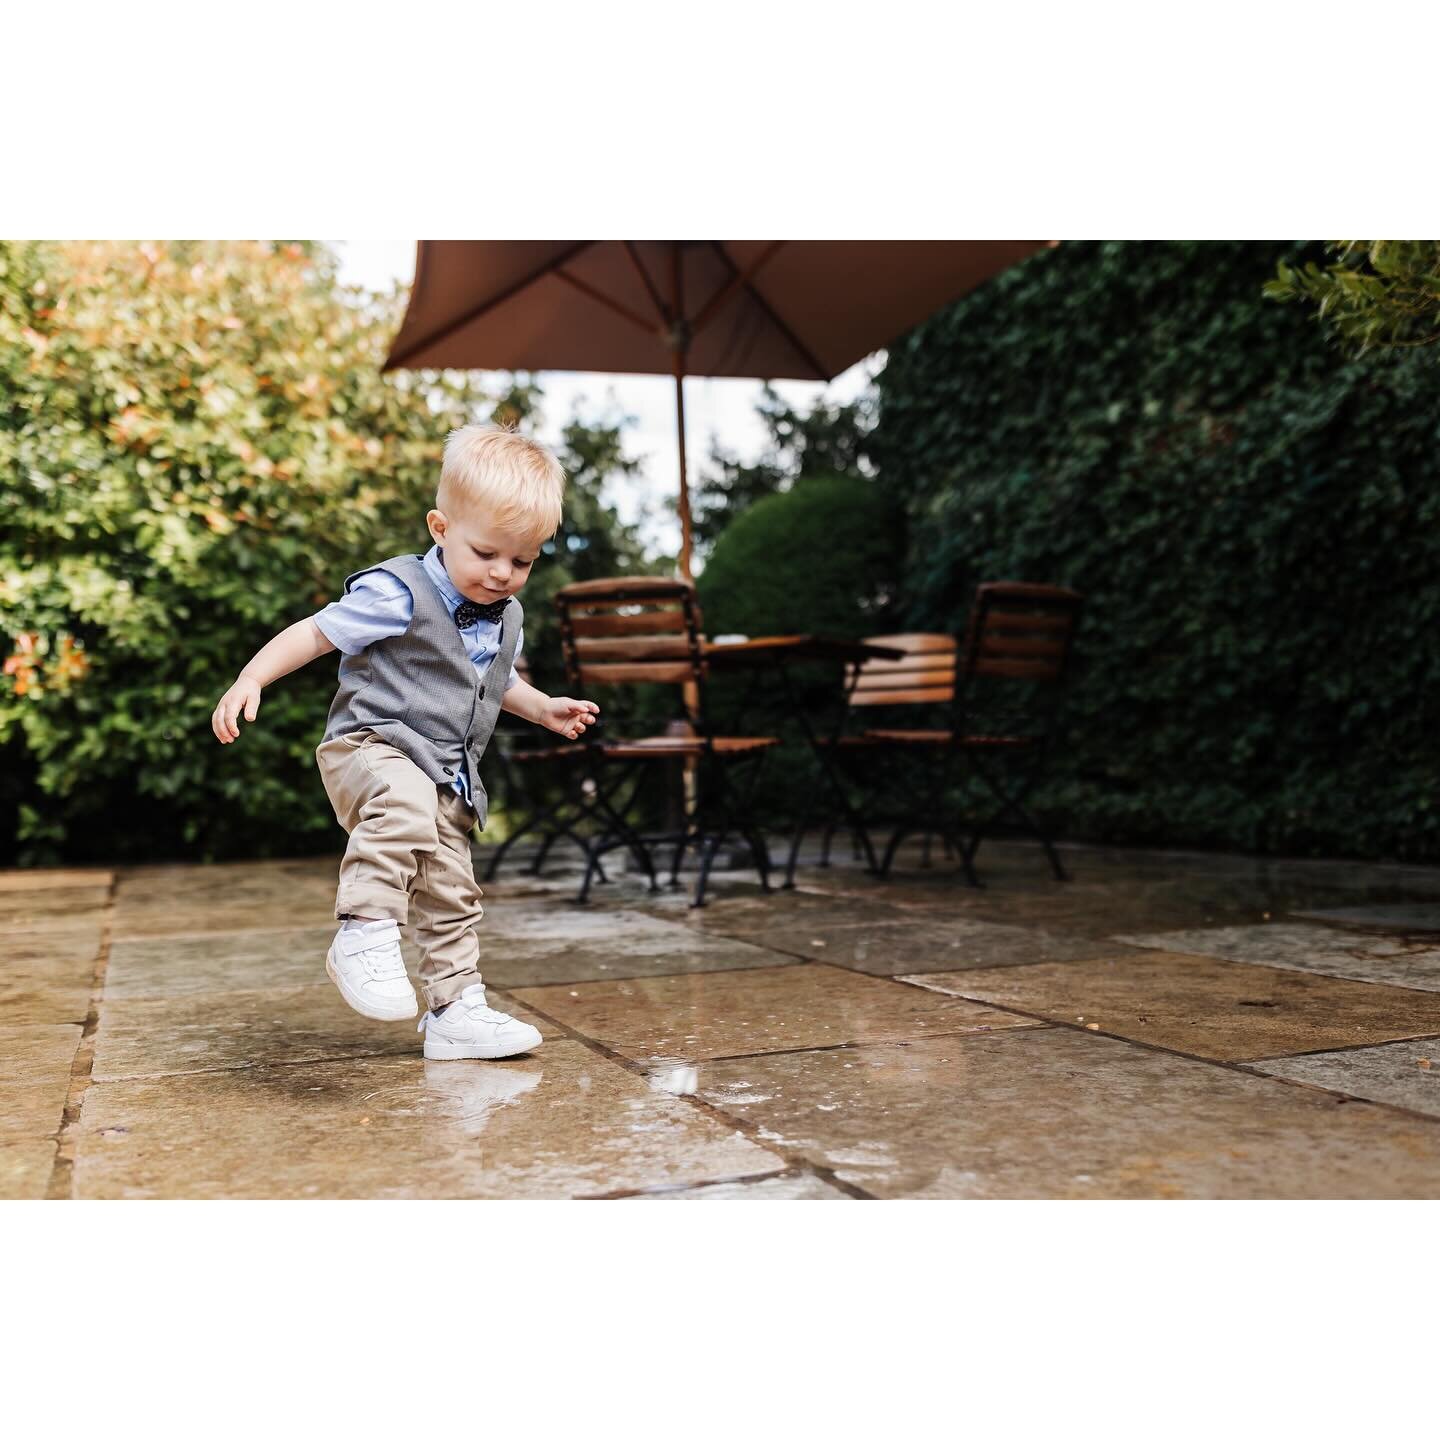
[672,356,702,830]
[674,363,693,583]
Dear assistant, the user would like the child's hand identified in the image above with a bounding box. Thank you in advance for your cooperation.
[542,696,599,740]
[212,674,263,744]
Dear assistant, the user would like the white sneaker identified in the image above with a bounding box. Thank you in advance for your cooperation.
[418,983,543,1060]
[325,919,418,1021]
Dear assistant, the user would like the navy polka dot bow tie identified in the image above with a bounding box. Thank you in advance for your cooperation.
[454,597,511,628]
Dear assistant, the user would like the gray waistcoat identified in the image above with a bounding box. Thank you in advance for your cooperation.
[321,553,523,828]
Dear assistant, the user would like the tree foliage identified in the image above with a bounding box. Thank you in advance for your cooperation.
[692,381,876,552]
[522,410,663,690]
[874,240,1440,861]
[1265,241,1440,353]
[0,241,652,864]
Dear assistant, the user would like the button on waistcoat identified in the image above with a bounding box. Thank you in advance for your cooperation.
[321,553,522,829]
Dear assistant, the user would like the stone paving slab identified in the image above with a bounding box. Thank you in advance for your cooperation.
[672,888,911,936]
[1117,921,1440,993]
[114,856,337,896]
[10,842,1440,1200]
[695,1028,1440,1198]
[72,1042,779,1200]
[112,860,340,939]
[903,951,1440,1061]
[0,885,109,926]
[0,1024,81,1141]
[479,909,789,987]
[799,877,1247,938]
[758,917,1113,975]
[91,984,429,1081]
[512,963,1040,1065]
[9,908,106,945]
[0,869,112,894]
[627,1171,852,1200]
[4,935,97,1025]
[1249,1039,1440,1118]
[1290,904,1440,933]
[105,926,359,999]
[805,868,1433,939]
[0,1140,58,1199]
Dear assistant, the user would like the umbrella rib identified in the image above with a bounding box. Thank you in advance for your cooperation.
[623,241,671,326]
[706,241,829,380]
[552,267,660,336]
[690,241,786,334]
[386,240,597,367]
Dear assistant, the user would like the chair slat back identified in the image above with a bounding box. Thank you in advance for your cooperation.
[962,583,1081,686]
[955,582,1083,740]
[556,576,706,691]
[847,633,958,709]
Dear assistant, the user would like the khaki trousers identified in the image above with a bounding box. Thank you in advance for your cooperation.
[315,729,484,1011]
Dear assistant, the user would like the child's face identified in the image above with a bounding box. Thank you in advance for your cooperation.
[426,505,541,605]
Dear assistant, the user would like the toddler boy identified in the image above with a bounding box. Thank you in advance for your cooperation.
[211,425,597,1059]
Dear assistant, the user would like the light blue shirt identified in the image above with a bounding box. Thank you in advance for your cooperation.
[313,544,522,805]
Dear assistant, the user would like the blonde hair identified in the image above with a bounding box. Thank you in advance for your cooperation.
[438,424,566,540]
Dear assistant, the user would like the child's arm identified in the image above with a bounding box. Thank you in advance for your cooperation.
[501,677,599,741]
[212,617,337,744]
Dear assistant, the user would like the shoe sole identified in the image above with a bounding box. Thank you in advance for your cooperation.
[423,1034,543,1061]
[326,950,418,1022]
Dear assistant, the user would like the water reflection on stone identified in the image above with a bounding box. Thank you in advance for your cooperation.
[14,837,1440,1197]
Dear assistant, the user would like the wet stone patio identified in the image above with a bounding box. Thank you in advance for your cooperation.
[9,836,1440,1199]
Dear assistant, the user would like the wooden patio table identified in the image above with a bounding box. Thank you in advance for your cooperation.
[701,634,906,883]
[703,634,905,669]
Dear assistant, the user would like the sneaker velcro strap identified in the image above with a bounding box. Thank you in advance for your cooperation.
[338,926,397,957]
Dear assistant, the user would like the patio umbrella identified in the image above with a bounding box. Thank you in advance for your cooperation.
[383,240,1046,578]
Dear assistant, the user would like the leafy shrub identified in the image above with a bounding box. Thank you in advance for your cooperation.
[873,240,1440,860]
[696,472,902,640]
[0,241,497,865]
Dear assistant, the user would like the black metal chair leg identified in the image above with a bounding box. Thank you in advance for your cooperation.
[481,802,549,881]
[949,827,984,887]
[743,826,773,892]
[667,827,692,887]
[783,797,818,889]
[818,822,838,867]
[526,828,559,876]
[482,829,522,882]
[576,844,605,903]
[783,822,806,889]
[691,830,728,908]
[877,825,909,879]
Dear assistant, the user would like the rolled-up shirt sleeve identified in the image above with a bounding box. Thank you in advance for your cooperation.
[312,571,414,656]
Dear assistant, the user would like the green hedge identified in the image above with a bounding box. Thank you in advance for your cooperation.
[873,240,1440,861]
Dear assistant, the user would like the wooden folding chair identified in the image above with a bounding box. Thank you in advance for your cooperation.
[556,576,780,907]
[782,632,958,884]
[846,582,1083,882]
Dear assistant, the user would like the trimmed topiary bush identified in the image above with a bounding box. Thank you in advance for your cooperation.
[695,474,904,822]
[696,472,902,641]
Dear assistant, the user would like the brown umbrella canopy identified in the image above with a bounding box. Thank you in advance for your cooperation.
[385,240,1042,377]
[384,240,1046,572]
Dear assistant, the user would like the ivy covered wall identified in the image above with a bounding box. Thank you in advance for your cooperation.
[873,241,1440,859]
